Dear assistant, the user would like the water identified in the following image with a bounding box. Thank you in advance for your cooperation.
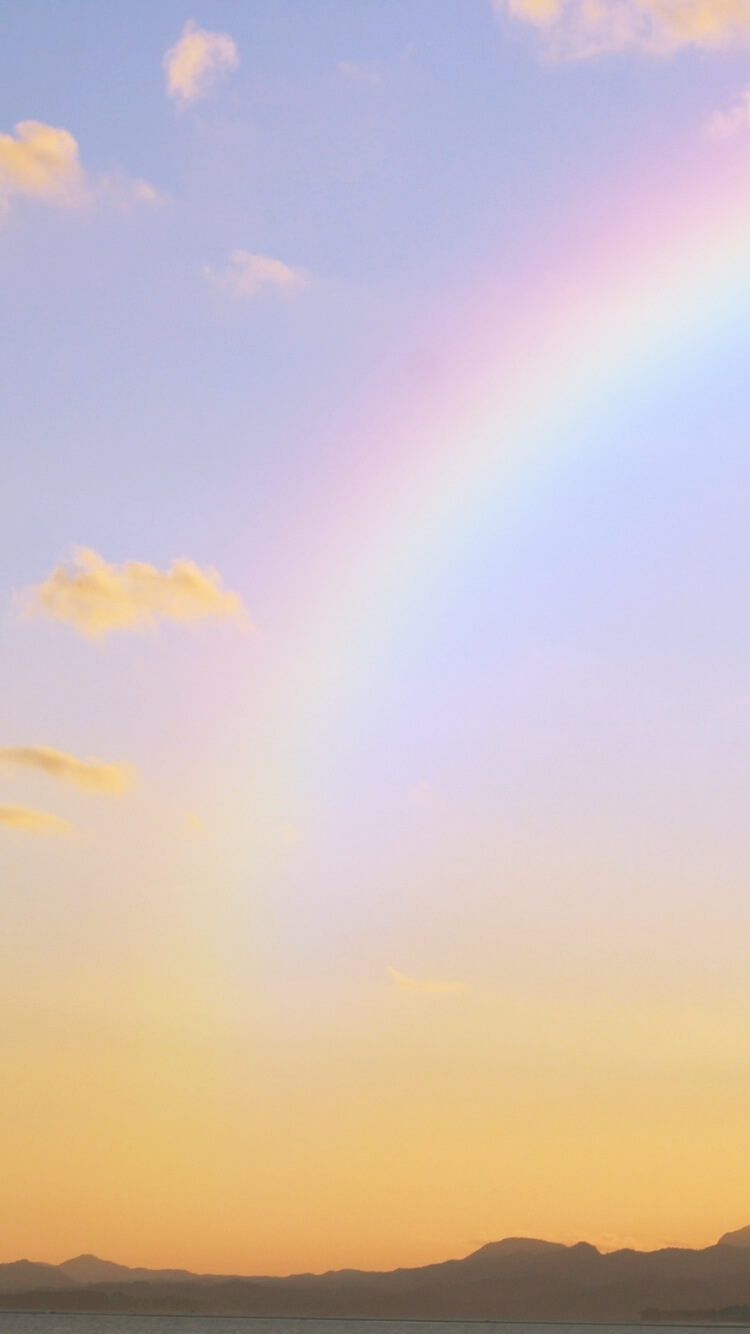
[0,1319,748,1334]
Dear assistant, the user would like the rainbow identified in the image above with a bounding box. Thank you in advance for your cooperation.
[262,145,750,788]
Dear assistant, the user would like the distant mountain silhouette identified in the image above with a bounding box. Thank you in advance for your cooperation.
[58,1255,199,1285]
[464,1237,568,1259]
[3,1233,750,1319]
[719,1225,750,1249]
[0,1261,75,1292]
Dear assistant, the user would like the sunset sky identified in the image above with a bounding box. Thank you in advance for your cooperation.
[3,0,750,1276]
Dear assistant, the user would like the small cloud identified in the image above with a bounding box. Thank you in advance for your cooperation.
[0,120,83,208]
[337,60,383,89]
[164,20,239,103]
[0,805,74,836]
[408,780,443,808]
[204,250,310,299]
[705,88,750,138]
[185,812,206,833]
[282,823,300,845]
[97,171,163,211]
[493,0,750,57]
[387,966,465,995]
[0,120,159,221]
[22,547,247,639]
[0,746,136,794]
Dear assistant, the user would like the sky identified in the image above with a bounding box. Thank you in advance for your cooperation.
[2,0,750,1276]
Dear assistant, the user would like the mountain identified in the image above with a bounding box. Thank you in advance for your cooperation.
[464,1237,568,1258]
[59,1255,199,1285]
[3,1234,750,1319]
[719,1226,750,1249]
[0,1261,75,1293]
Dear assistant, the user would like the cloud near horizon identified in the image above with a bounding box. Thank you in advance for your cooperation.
[164,20,239,103]
[22,548,247,639]
[0,746,136,795]
[0,805,74,835]
[494,0,750,56]
[204,250,310,299]
[387,967,465,995]
[0,120,159,219]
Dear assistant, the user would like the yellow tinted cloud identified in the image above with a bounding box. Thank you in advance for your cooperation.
[0,121,83,203]
[164,20,239,102]
[23,548,247,639]
[0,805,73,835]
[387,966,465,995]
[0,746,136,795]
[0,120,158,218]
[495,0,750,55]
[204,251,310,299]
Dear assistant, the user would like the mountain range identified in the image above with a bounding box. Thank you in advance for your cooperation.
[2,1227,750,1320]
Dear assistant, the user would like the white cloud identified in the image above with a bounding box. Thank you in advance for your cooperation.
[22,548,247,639]
[0,805,74,836]
[706,88,750,137]
[387,966,465,995]
[204,250,310,299]
[0,746,136,795]
[493,0,750,57]
[0,120,159,220]
[164,20,239,103]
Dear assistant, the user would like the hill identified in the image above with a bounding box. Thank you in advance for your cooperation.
[3,1234,750,1320]
[720,1227,750,1250]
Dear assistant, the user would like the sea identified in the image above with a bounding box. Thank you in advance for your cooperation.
[0,1319,749,1334]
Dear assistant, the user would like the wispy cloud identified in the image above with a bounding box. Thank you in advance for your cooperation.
[204,250,310,299]
[387,966,465,995]
[22,548,247,639]
[337,60,384,89]
[0,746,136,795]
[94,172,161,211]
[164,20,239,103]
[493,0,750,57]
[706,88,750,138]
[0,120,159,220]
[408,780,446,809]
[0,805,74,835]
